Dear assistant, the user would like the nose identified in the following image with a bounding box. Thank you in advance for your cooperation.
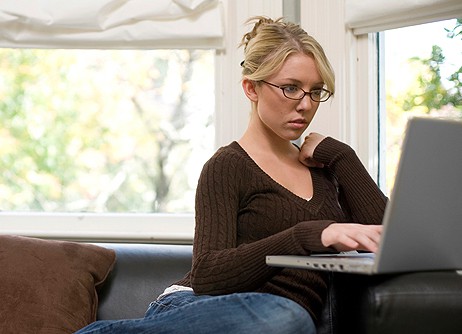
[296,93,314,112]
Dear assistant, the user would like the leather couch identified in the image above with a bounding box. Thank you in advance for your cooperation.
[96,243,462,334]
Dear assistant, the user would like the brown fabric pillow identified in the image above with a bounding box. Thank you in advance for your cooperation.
[0,235,116,334]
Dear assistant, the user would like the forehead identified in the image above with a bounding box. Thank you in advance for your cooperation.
[272,53,322,84]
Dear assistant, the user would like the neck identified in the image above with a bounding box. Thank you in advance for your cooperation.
[239,123,299,161]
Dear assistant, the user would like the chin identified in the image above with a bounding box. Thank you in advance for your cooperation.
[286,134,303,142]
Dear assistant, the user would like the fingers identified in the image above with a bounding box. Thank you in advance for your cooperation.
[335,234,360,250]
[354,227,382,253]
[321,224,383,253]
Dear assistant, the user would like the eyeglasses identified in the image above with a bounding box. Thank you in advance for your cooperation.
[260,80,332,102]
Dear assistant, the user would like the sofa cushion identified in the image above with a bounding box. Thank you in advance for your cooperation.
[0,235,116,334]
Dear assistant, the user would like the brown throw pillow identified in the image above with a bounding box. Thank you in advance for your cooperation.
[0,235,116,334]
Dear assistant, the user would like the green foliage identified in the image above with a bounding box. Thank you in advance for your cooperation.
[445,18,462,40]
[0,49,214,213]
[0,50,80,209]
[403,20,462,114]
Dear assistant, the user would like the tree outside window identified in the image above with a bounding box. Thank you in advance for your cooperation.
[384,18,462,194]
[0,49,214,213]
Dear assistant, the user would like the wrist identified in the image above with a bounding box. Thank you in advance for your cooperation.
[321,223,335,248]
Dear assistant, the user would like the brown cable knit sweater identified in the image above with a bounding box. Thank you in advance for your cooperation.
[174,137,387,322]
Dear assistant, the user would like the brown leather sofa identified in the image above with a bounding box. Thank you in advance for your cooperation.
[97,243,462,334]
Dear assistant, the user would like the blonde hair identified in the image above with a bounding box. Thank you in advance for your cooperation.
[239,16,335,95]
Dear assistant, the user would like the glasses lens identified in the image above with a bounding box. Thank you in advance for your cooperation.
[311,89,330,102]
[282,86,303,100]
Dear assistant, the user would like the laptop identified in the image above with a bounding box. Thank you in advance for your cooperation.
[266,117,462,274]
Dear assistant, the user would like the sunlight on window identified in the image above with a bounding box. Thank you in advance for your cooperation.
[0,49,215,213]
[383,18,462,195]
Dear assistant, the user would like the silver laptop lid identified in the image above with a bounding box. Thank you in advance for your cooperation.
[376,117,462,273]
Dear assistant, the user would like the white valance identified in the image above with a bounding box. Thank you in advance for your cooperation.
[346,0,462,35]
[0,0,224,49]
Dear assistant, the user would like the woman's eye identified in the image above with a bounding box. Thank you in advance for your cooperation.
[283,86,299,94]
[310,89,323,97]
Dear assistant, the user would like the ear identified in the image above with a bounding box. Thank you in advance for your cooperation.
[242,79,258,102]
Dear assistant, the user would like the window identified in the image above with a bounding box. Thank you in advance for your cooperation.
[341,0,462,194]
[0,48,214,214]
[0,0,284,243]
[8,0,460,242]
[0,0,227,242]
[381,19,462,194]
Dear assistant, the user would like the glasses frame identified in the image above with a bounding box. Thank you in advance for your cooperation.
[260,80,332,103]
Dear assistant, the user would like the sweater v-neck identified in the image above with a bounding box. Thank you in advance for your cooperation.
[230,141,325,212]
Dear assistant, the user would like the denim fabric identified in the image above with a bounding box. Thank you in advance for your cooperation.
[74,291,316,334]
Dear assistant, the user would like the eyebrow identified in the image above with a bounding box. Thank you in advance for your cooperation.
[278,78,326,87]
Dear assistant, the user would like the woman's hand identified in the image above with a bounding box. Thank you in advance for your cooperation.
[299,132,326,168]
[321,223,383,253]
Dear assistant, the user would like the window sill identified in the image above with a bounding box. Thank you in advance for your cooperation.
[0,212,194,244]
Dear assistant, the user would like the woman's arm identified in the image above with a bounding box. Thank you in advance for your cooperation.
[300,134,388,225]
[300,134,388,252]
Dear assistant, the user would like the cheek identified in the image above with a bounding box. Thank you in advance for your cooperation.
[257,94,283,114]
[258,100,286,123]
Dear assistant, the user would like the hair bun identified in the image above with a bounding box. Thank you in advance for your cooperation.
[240,16,279,50]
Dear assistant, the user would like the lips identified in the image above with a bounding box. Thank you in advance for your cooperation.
[290,118,307,124]
[288,118,307,129]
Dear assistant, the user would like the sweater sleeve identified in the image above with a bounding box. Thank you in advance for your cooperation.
[313,137,388,225]
[190,148,334,295]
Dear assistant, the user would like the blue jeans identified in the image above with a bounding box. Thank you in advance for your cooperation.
[75,291,316,334]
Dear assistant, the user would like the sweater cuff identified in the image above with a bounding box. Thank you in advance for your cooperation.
[292,220,337,254]
[313,137,355,167]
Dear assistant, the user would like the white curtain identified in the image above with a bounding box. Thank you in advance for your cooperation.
[346,0,462,35]
[0,0,224,49]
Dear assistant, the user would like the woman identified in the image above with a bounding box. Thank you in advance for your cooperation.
[76,16,387,334]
